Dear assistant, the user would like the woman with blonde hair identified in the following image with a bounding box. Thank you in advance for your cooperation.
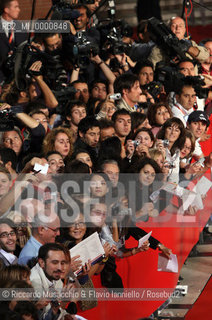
[42,126,74,162]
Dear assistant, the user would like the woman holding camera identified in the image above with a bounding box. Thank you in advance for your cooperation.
[156,117,185,183]
[124,127,155,170]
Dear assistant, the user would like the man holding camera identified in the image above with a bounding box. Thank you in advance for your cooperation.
[149,16,209,69]
[113,73,142,112]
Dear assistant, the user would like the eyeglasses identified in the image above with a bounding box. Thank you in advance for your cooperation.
[0,231,16,238]
[70,222,85,228]
[46,227,60,233]
[183,145,192,151]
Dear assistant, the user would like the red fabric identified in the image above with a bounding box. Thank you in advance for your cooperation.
[200,114,212,157]
[185,276,212,320]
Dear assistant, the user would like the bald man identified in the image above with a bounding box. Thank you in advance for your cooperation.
[149,16,209,69]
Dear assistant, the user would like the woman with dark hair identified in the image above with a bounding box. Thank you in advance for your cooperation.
[156,117,185,183]
[129,157,164,221]
[130,112,152,135]
[179,130,203,181]
[65,159,91,174]
[147,102,172,136]
[70,149,93,172]
[87,172,110,201]
[125,127,155,167]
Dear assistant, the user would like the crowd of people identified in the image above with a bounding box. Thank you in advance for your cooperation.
[0,0,211,319]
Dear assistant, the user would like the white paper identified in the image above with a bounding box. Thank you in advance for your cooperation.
[70,232,105,274]
[157,253,178,273]
[193,176,212,196]
[138,231,152,248]
[33,163,49,175]
[160,182,177,194]
[161,182,185,198]
[178,176,212,213]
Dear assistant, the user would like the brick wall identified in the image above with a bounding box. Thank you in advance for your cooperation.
[19,0,52,20]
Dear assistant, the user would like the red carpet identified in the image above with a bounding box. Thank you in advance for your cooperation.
[185,276,212,320]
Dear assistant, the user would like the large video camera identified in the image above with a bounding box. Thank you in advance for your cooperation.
[155,64,209,98]
[105,31,131,56]
[147,17,192,61]
[72,31,99,68]
[51,0,95,21]
[98,19,132,56]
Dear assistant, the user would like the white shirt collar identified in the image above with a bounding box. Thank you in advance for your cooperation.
[175,102,193,116]
[0,248,16,264]
[1,17,14,37]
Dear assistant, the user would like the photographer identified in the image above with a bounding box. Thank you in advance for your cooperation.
[149,16,209,69]
[70,53,116,93]
[73,4,100,43]
[133,60,158,103]
[0,103,48,158]
[167,59,205,112]
[129,20,155,62]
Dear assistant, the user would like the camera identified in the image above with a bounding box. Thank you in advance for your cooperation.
[196,157,205,167]
[72,31,99,68]
[154,64,184,94]
[51,0,95,22]
[99,20,132,57]
[142,81,163,101]
[105,33,131,56]
[162,139,169,148]
[132,140,140,147]
[109,93,121,100]
[147,17,190,61]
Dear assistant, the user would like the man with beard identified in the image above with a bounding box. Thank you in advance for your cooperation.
[0,218,17,267]
[30,243,71,319]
